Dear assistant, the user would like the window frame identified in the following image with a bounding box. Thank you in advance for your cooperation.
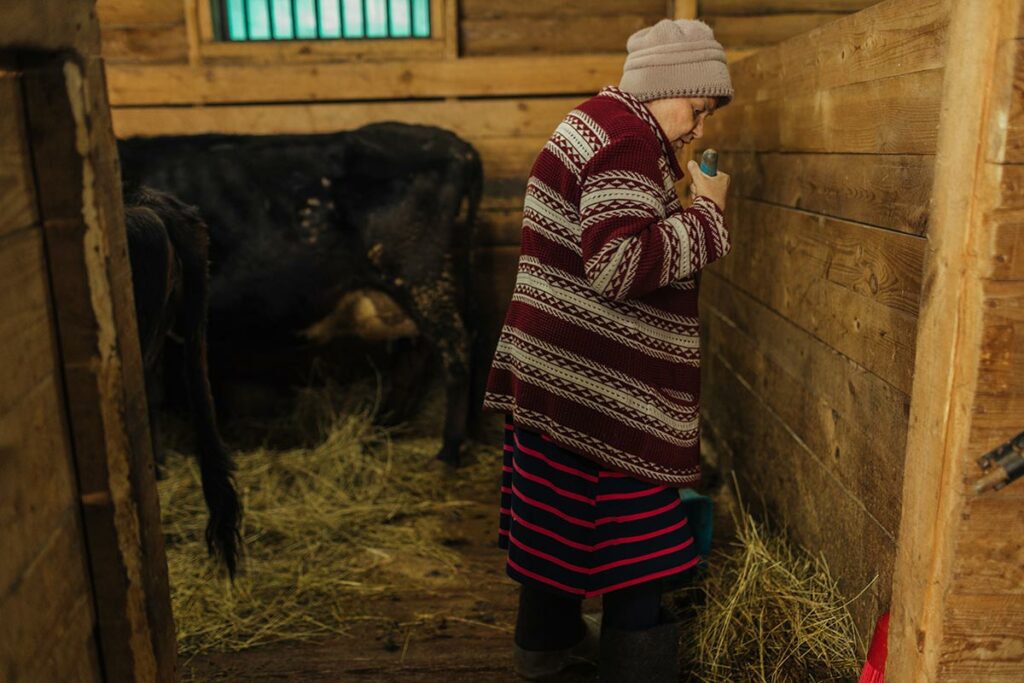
[194,0,453,63]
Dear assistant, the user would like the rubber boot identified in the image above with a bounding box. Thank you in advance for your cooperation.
[598,610,679,683]
[513,613,601,680]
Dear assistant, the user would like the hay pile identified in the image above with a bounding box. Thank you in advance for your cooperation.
[158,384,496,655]
[677,483,867,682]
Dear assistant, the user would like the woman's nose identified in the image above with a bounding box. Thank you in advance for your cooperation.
[693,120,705,139]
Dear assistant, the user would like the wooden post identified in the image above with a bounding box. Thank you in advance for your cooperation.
[888,0,1024,679]
[674,0,699,20]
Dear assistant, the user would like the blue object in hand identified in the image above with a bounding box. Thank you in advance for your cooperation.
[699,149,719,177]
[679,488,714,571]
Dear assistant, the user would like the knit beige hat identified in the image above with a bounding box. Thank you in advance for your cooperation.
[619,19,733,105]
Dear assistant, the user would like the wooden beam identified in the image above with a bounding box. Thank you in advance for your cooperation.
[462,0,667,18]
[887,0,1022,679]
[21,57,176,683]
[100,22,189,63]
[674,0,699,20]
[0,75,37,238]
[104,54,626,105]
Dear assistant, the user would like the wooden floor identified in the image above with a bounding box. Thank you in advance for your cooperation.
[181,498,600,682]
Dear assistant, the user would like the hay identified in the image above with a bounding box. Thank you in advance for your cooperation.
[158,382,496,655]
[677,481,868,682]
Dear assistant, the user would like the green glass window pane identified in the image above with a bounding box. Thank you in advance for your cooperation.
[246,0,272,39]
[389,0,411,37]
[366,0,387,38]
[411,0,430,38]
[342,0,364,37]
[226,0,248,39]
[295,0,318,38]
[319,0,342,38]
[270,0,294,38]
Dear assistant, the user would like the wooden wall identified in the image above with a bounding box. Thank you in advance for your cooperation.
[888,0,1024,679]
[2,1,176,679]
[699,0,882,49]
[697,0,949,638]
[0,67,104,683]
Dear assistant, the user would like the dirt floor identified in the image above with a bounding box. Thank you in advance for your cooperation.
[180,489,600,682]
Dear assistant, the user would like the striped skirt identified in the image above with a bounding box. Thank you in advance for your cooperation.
[497,414,700,599]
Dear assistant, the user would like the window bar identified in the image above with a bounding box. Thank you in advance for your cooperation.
[290,0,299,38]
[264,0,276,40]
[361,0,368,38]
[314,0,322,38]
[340,0,347,37]
[406,0,413,39]
[242,0,252,40]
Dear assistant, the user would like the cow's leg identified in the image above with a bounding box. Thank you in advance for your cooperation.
[398,264,470,467]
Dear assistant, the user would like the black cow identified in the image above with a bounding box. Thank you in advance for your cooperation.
[117,122,483,466]
[124,188,242,577]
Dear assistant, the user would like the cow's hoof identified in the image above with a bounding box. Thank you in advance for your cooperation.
[435,442,461,468]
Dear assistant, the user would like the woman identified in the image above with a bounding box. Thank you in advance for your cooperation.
[482,18,733,682]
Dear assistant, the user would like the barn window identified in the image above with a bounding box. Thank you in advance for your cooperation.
[215,0,431,41]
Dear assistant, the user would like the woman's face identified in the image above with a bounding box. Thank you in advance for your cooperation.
[646,96,717,151]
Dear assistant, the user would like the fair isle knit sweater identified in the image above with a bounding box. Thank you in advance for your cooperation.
[482,86,731,486]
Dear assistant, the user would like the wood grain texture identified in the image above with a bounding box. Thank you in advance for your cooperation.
[703,12,844,48]
[938,593,1024,681]
[100,22,189,63]
[709,198,925,393]
[461,14,658,56]
[704,67,944,153]
[105,54,626,105]
[461,0,666,19]
[701,0,880,13]
[0,75,37,237]
[999,39,1024,163]
[701,345,896,637]
[0,508,102,683]
[702,273,909,535]
[724,0,949,103]
[717,151,934,234]
[95,0,185,26]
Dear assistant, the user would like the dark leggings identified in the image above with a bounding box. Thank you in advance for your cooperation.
[514,582,663,651]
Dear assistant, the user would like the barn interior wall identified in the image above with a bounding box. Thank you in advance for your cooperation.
[697,0,949,639]
[96,0,877,404]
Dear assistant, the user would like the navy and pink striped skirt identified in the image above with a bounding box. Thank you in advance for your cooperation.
[497,414,700,599]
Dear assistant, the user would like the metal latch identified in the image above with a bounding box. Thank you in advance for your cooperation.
[974,430,1024,494]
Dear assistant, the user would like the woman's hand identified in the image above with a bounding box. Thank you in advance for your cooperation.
[687,160,730,213]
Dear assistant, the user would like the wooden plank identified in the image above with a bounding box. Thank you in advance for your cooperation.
[987,165,1024,280]
[938,593,1024,681]
[461,14,660,56]
[100,22,189,63]
[710,198,925,393]
[110,96,578,140]
[461,0,666,19]
[723,0,949,103]
[701,346,896,638]
[476,136,543,182]
[718,151,934,234]
[1000,39,1024,163]
[703,13,844,48]
[22,57,171,682]
[887,0,1018,678]
[949,496,1024,595]
[104,54,626,105]
[95,0,184,26]
[704,68,944,154]
[0,508,101,682]
[701,0,880,13]
[0,74,37,237]
[478,208,523,247]
[0,228,58,420]
[0,0,99,53]
[0,375,79,600]
[702,273,909,535]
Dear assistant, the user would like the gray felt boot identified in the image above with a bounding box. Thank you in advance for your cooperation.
[598,610,680,683]
[513,613,601,680]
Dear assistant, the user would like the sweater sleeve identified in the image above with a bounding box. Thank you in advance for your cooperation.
[579,134,731,301]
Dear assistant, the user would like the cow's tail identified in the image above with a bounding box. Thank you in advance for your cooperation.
[142,188,243,578]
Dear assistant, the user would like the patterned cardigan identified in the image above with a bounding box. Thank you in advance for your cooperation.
[482,86,731,486]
